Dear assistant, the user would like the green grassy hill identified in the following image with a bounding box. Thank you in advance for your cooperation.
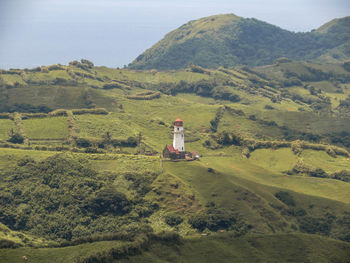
[128,14,350,70]
[1,60,350,261]
[1,233,349,263]
[119,233,350,263]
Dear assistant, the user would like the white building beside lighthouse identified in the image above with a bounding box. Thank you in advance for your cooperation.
[173,118,185,152]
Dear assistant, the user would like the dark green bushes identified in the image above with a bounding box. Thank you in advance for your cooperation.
[188,208,237,231]
[0,239,22,248]
[344,61,350,71]
[210,107,224,132]
[103,82,125,90]
[0,113,10,119]
[69,59,94,70]
[275,191,295,206]
[309,168,328,178]
[216,131,243,146]
[0,155,159,241]
[127,91,161,100]
[74,136,137,149]
[7,132,24,144]
[164,213,184,226]
[85,187,130,215]
[124,171,158,196]
[298,214,336,236]
[0,103,52,113]
[47,64,65,71]
[71,108,108,115]
[332,170,350,182]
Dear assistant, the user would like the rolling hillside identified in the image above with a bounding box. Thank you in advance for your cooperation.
[128,14,350,70]
[1,60,350,262]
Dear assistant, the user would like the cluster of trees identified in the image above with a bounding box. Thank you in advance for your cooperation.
[0,103,52,113]
[147,79,241,102]
[74,135,138,149]
[0,155,159,241]
[127,91,161,100]
[338,96,350,113]
[164,213,184,227]
[210,107,224,132]
[69,59,94,71]
[188,207,238,231]
[289,161,350,182]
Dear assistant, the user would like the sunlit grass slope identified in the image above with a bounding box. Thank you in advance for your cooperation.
[120,233,350,263]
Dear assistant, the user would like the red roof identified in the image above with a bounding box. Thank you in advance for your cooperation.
[175,118,183,122]
[167,145,179,154]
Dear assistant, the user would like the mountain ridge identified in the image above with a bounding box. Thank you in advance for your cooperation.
[128,14,350,70]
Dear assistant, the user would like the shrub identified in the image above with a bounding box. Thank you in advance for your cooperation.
[75,137,92,148]
[17,157,35,167]
[0,103,52,113]
[0,239,21,248]
[188,63,206,74]
[164,213,184,226]
[332,170,350,182]
[72,108,108,115]
[0,113,10,119]
[309,168,328,178]
[188,208,237,231]
[49,109,68,116]
[264,104,274,110]
[7,133,24,144]
[85,147,102,153]
[215,132,242,146]
[207,167,216,173]
[275,191,295,206]
[47,64,65,71]
[297,214,335,235]
[343,61,350,71]
[85,187,130,215]
[127,92,161,100]
[248,115,256,121]
[103,82,124,90]
[81,59,94,68]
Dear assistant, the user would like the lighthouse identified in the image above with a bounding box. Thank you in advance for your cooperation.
[163,117,196,160]
[173,118,185,152]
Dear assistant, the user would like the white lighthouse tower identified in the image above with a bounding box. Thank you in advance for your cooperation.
[173,118,185,152]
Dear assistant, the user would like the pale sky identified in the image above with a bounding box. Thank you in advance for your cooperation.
[0,0,349,69]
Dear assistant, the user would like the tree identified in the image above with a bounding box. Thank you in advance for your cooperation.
[7,129,24,144]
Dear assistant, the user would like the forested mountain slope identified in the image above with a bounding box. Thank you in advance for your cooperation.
[128,14,350,70]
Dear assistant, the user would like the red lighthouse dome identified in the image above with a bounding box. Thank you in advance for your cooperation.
[174,118,183,126]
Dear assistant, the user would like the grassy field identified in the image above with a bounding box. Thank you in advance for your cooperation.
[75,113,135,139]
[249,148,297,172]
[23,117,69,139]
[204,155,350,204]
[301,149,350,173]
[0,119,15,140]
[0,240,126,263]
[1,233,349,263]
[120,233,350,263]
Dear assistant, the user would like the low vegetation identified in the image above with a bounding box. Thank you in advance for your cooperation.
[0,155,159,241]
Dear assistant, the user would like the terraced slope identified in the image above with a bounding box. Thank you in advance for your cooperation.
[1,60,350,262]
